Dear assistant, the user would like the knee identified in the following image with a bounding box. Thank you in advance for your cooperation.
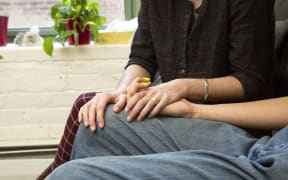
[103,104,128,127]
[48,162,79,180]
[75,106,128,141]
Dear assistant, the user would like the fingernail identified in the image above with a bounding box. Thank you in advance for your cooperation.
[99,122,103,129]
[143,77,151,81]
[127,116,131,122]
[90,126,96,132]
[126,90,131,97]
[84,122,88,127]
[141,82,151,86]
[114,106,119,112]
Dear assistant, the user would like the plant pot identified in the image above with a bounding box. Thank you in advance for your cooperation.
[95,31,134,44]
[0,16,9,46]
[66,20,90,45]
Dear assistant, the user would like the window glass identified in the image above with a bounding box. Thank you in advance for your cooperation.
[0,0,125,29]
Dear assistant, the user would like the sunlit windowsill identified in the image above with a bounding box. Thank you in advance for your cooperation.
[0,42,131,62]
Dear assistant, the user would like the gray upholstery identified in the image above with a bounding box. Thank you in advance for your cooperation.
[274,1,288,97]
[275,0,288,20]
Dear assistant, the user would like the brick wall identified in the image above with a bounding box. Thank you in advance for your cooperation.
[0,0,125,28]
[0,45,130,146]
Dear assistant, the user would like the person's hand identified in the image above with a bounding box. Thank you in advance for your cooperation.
[78,91,121,132]
[113,77,151,112]
[159,98,194,118]
[78,77,151,132]
[125,79,184,122]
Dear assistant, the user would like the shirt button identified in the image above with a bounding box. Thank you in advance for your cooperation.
[179,69,186,74]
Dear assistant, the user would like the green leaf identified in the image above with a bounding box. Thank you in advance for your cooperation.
[43,37,55,57]
[0,54,3,60]
[60,30,75,40]
[51,5,59,19]
[62,0,69,6]
[96,16,107,26]
[90,24,99,38]
[90,2,100,12]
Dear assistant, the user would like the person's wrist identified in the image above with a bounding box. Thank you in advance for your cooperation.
[115,88,126,94]
[172,79,189,98]
[189,103,203,119]
[179,99,197,119]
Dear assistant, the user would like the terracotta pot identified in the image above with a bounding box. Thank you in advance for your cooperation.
[66,20,90,45]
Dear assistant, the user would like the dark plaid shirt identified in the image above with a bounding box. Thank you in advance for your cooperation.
[127,0,275,101]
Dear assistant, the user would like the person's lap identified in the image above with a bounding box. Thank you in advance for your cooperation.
[71,104,257,159]
[49,105,288,179]
[49,127,288,180]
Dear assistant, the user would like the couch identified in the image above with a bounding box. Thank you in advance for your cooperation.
[274,0,288,97]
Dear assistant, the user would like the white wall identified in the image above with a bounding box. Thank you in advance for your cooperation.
[0,44,130,147]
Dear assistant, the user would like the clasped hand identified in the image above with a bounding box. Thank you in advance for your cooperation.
[78,77,187,131]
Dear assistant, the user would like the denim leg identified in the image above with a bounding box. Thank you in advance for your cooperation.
[48,126,288,180]
[248,125,288,180]
[71,104,257,160]
[49,149,270,180]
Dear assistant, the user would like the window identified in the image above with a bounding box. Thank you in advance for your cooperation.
[125,0,141,20]
[1,0,126,28]
[0,0,140,42]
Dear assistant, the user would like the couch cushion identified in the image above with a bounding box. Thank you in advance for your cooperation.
[275,0,288,20]
[274,25,288,97]
[275,20,288,49]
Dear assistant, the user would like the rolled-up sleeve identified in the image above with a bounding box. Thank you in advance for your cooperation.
[229,0,274,99]
[125,0,158,77]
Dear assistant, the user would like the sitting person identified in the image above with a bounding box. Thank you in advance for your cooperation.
[37,0,275,179]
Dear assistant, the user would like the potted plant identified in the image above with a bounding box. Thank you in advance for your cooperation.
[43,0,106,56]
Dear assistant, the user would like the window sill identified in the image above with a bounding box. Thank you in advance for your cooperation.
[0,42,131,62]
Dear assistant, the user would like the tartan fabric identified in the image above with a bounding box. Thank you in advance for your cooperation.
[37,92,96,180]
[127,0,275,100]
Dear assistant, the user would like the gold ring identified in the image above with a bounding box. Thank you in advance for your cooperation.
[126,89,132,97]
[151,97,157,102]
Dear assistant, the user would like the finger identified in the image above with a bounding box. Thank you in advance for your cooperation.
[113,93,126,112]
[96,94,114,129]
[129,82,151,95]
[126,77,151,98]
[127,97,148,122]
[148,99,165,118]
[125,91,146,112]
[88,102,97,132]
[137,97,158,121]
[78,98,93,123]
[82,105,89,127]
[78,106,84,123]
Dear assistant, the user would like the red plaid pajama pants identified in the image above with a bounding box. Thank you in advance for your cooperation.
[37,92,97,180]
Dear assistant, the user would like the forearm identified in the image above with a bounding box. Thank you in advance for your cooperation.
[116,64,150,92]
[176,76,244,102]
[191,97,288,130]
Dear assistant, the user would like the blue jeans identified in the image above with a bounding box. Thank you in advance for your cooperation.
[49,105,288,180]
